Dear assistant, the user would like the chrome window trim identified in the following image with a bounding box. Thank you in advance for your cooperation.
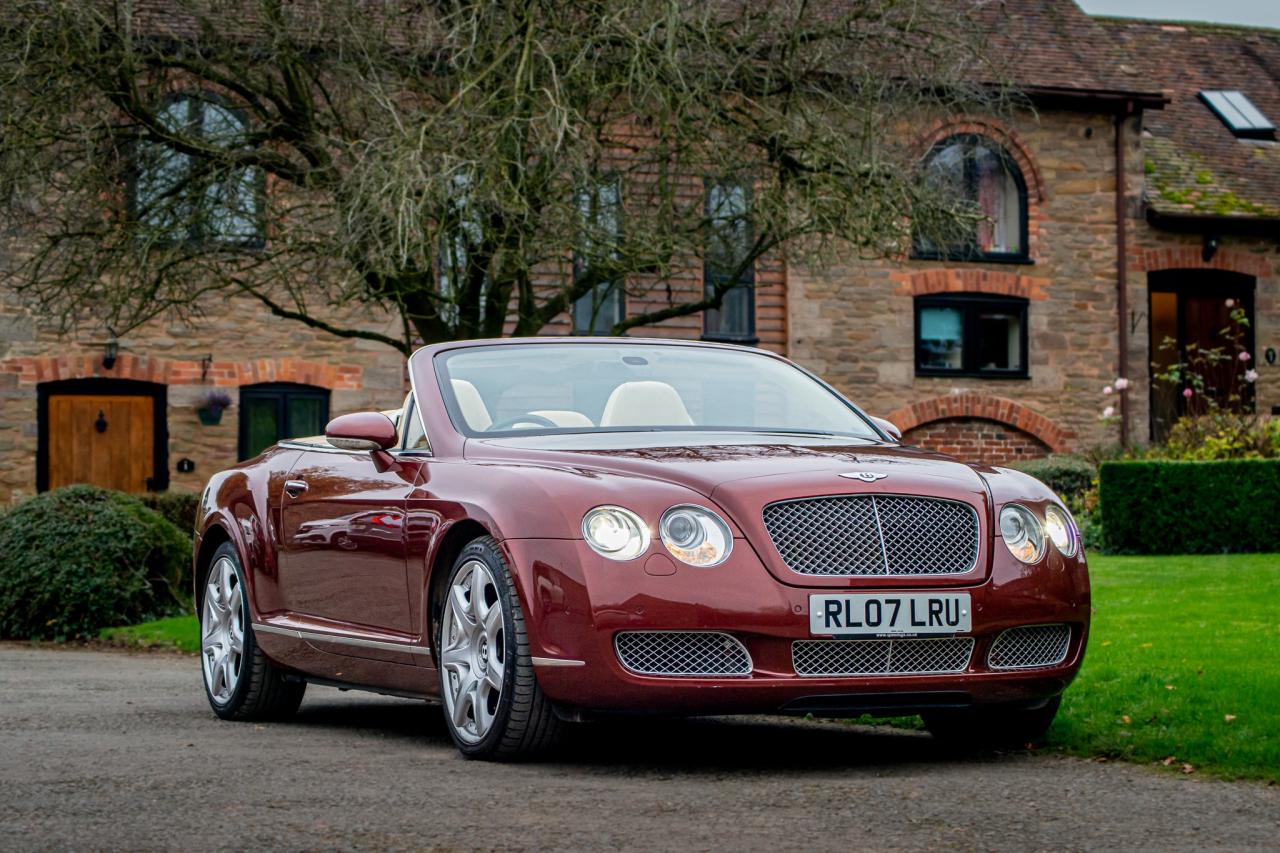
[276,440,353,455]
[253,622,431,656]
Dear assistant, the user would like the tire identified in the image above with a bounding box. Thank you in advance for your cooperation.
[436,536,562,760]
[923,695,1061,749]
[199,541,305,721]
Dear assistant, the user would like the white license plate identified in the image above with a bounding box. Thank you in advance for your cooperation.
[809,593,971,637]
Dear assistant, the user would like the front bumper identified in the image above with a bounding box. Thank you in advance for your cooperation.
[501,538,1090,716]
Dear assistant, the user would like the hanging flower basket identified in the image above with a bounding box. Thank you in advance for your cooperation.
[196,390,233,426]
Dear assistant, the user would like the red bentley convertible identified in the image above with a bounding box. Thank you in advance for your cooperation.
[195,338,1089,759]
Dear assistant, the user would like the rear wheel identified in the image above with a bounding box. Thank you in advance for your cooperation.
[200,542,305,721]
[437,536,562,759]
[923,695,1061,749]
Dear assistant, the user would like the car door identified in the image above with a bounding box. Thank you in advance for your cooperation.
[277,443,422,634]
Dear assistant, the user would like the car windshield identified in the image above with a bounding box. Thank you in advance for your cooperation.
[433,343,880,439]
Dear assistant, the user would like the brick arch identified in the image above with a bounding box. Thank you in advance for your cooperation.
[1132,247,1273,278]
[917,116,1047,203]
[891,268,1051,300]
[887,393,1073,453]
[0,353,362,389]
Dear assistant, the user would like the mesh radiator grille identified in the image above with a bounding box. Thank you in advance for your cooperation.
[762,495,980,576]
[614,631,752,677]
[987,624,1072,670]
[792,637,975,677]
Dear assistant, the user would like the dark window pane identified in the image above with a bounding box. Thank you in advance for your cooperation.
[287,396,325,439]
[703,179,755,340]
[239,384,330,460]
[975,310,1022,370]
[242,396,279,459]
[133,95,262,245]
[573,178,623,333]
[918,306,964,369]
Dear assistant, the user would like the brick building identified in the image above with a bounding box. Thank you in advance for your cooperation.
[1,0,1277,501]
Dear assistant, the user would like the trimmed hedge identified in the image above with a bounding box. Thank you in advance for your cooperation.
[1099,459,1280,554]
[1007,454,1096,504]
[139,490,202,537]
[0,485,193,640]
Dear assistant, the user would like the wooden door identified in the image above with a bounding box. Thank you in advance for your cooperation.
[47,395,154,493]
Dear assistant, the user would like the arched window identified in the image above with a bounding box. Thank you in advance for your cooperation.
[133,94,263,246]
[914,135,1028,262]
[238,383,330,459]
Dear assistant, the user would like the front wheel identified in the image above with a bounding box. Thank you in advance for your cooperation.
[200,542,305,721]
[437,536,562,759]
[922,695,1061,749]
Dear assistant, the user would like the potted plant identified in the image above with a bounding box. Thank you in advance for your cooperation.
[196,390,233,426]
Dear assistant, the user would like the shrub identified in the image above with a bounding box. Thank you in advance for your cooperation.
[0,485,193,640]
[1163,415,1280,460]
[1006,454,1096,504]
[1099,459,1280,554]
[139,490,202,537]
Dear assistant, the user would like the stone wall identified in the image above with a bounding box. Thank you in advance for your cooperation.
[788,108,1123,454]
[0,291,409,501]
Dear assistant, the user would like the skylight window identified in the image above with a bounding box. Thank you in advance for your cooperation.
[1199,91,1276,140]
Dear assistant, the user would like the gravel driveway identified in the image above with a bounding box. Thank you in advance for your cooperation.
[0,644,1276,852]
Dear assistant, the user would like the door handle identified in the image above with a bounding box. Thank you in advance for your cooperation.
[284,480,308,497]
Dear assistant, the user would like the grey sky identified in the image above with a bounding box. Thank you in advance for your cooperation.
[1076,0,1279,28]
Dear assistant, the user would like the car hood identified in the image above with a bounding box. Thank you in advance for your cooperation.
[465,431,988,502]
[468,432,995,587]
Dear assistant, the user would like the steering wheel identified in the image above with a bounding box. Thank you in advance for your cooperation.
[486,413,559,431]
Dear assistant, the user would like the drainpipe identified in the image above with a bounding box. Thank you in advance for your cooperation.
[1114,102,1133,448]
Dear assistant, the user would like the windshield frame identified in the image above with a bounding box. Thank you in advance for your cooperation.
[427,339,889,443]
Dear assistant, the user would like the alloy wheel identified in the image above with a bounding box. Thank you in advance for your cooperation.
[201,556,245,704]
[441,559,506,744]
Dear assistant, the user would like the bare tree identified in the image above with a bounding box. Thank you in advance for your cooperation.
[0,0,1008,354]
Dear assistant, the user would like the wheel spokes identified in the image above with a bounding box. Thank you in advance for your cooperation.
[441,559,506,743]
[202,557,244,704]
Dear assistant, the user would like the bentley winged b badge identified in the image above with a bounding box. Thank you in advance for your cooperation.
[839,471,888,483]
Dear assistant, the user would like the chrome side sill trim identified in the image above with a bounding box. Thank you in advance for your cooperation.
[253,623,431,656]
[531,656,586,668]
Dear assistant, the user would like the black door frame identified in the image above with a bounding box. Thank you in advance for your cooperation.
[1147,269,1256,441]
[36,377,169,492]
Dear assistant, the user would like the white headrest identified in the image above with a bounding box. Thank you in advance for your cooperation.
[600,381,694,427]
[529,410,595,428]
[450,379,492,431]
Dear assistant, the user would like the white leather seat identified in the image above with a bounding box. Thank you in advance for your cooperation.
[600,381,694,427]
[450,379,493,431]
[529,410,595,428]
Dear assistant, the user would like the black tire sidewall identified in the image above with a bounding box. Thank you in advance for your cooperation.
[199,541,258,718]
[437,540,521,756]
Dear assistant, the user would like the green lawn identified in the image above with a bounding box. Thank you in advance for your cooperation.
[99,614,199,653]
[97,553,1280,781]
[1048,552,1280,782]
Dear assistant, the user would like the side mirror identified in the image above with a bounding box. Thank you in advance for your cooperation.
[871,416,903,442]
[325,412,399,452]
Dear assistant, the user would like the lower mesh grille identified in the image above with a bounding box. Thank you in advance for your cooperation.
[987,625,1072,670]
[792,637,974,677]
[614,631,752,677]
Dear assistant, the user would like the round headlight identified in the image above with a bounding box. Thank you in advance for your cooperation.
[1044,504,1078,557]
[582,506,650,561]
[999,504,1045,564]
[659,504,733,567]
